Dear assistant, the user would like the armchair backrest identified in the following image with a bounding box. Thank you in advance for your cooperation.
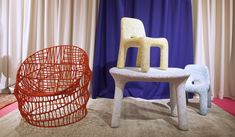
[121,17,146,40]
[185,64,210,86]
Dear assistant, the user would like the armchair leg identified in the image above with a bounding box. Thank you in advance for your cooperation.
[159,40,168,70]
[136,48,141,67]
[140,46,150,72]
[199,92,208,115]
[117,44,127,68]
[186,92,189,105]
[208,89,212,108]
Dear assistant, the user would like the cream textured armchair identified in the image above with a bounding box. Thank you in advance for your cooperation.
[117,17,168,72]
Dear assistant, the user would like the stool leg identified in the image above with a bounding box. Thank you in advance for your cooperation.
[170,82,177,117]
[111,79,126,128]
[176,79,189,130]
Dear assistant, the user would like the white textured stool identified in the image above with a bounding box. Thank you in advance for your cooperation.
[110,67,190,130]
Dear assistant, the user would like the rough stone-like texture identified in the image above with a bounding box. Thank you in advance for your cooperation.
[110,67,189,130]
[117,17,168,72]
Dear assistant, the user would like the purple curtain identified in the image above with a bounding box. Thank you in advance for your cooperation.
[92,0,194,99]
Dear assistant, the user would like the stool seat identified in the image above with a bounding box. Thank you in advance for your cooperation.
[110,67,189,130]
[110,67,189,81]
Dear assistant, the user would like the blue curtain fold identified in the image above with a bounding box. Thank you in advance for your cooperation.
[92,0,194,99]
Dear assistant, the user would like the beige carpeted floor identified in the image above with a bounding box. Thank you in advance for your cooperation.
[0,98,235,137]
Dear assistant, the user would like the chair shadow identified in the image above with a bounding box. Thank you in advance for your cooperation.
[14,114,95,137]
[88,108,112,127]
[187,101,200,109]
[151,102,170,109]
[121,101,171,120]
[88,100,175,128]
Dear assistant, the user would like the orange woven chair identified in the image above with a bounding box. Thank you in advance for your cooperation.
[14,45,92,127]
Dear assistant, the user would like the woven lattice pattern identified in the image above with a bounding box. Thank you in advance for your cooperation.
[14,45,92,127]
